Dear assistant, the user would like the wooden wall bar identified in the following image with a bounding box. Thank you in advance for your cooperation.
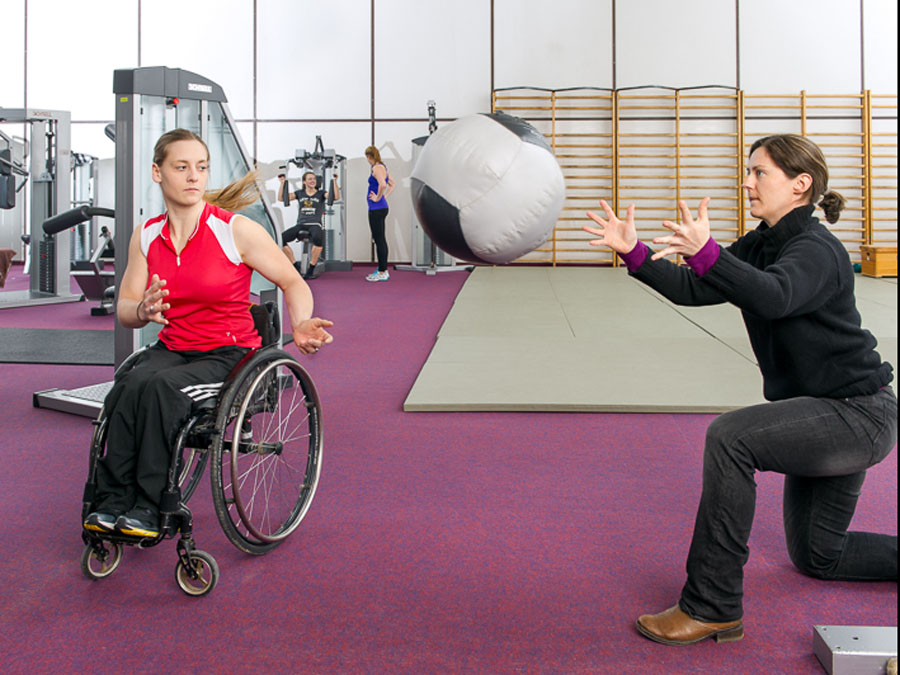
[493,87,898,264]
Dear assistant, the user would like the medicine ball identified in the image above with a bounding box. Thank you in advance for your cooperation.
[410,112,565,264]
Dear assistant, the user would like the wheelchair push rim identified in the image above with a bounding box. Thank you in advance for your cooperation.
[212,353,322,551]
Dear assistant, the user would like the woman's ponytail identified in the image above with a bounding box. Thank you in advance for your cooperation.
[818,190,845,224]
[204,170,261,212]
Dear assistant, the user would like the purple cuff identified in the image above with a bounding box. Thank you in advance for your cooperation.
[619,240,649,272]
[685,237,720,277]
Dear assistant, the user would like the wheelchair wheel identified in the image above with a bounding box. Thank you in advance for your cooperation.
[81,541,123,580]
[174,550,218,596]
[211,350,322,555]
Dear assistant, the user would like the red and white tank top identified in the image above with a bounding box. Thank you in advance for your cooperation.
[141,202,262,351]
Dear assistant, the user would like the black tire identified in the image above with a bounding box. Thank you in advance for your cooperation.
[210,349,322,555]
[174,550,218,596]
[81,541,123,580]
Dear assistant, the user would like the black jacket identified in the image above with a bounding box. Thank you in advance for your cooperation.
[630,204,893,401]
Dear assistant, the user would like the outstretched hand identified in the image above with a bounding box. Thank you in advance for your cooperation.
[651,198,711,261]
[139,274,170,325]
[293,317,334,355]
[583,200,639,255]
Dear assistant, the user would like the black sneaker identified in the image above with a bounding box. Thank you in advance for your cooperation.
[303,263,320,279]
[83,511,118,533]
[293,261,304,276]
[115,506,160,538]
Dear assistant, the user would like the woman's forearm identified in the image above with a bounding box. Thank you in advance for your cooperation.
[117,297,148,329]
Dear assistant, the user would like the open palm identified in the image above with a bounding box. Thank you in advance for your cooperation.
[583,200,638,255]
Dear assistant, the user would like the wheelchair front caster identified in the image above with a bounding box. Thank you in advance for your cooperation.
[81,541,123,580]
[174,550,218,596]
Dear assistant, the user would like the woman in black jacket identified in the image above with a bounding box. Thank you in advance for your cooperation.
[584,134,896,646]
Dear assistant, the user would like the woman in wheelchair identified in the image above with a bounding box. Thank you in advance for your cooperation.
[83,128,334,540]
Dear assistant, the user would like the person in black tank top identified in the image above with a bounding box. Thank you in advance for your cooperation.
[279,171,340,279]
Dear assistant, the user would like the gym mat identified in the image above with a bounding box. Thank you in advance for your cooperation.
[404,268,897,413]
[0,327,113,365]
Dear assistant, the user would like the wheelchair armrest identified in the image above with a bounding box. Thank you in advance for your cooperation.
[250,301,281,347]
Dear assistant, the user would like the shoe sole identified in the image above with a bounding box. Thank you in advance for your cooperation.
[635,619,744,645]
[117,525,160,538]
[83,522,115,533]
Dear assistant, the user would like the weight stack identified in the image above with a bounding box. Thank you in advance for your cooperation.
[39,239,56,294]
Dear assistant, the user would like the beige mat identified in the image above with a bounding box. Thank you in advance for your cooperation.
[404,267,896,413]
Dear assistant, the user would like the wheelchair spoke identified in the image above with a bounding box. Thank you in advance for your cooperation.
[212,353,322,551]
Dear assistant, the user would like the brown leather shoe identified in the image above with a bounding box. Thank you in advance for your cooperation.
[636,605,743,646]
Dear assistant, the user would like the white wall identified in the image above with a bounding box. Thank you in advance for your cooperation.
[257,0,371,121]
[494,0,614,90]
[616,0,736,89]
[739,0,861,94]
[863,0,898,94]
[142,0,255,120]
[0,0,25,109]
[1,0,896,264]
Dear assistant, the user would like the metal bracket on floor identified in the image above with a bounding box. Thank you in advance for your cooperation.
[813,625,897,674]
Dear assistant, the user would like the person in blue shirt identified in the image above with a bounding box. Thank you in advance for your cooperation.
[363,146,395,282]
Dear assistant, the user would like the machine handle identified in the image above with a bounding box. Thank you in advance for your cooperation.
[42,206,115,235]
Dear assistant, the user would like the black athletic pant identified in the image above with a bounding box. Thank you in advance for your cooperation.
[282,221,325,248]
[94,342,249,515]
[680,387,898,623]
[368,207,389,272]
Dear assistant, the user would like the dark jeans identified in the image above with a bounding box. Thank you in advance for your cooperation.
[680,387,898,623]
[95,342,249,514]
[368,207,389,272]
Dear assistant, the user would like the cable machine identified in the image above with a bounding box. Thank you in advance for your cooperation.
[396,101,471,275]
[279,135,351,272]
[0,107,80,308]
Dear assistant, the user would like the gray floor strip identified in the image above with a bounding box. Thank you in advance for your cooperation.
[404,268,897,413]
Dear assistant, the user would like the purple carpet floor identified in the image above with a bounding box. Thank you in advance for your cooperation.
[0,263,896,673]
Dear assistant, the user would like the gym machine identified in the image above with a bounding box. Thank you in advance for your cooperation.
[396,101,471,275]
[43,206,117,315]
[34,66,283,417]
[0,128,27,210]
[279,135,351,272]
[0,107,80,308]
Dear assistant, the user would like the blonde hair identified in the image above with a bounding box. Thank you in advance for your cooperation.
[364,145,383,164]
[204,171,260,212]
[153,128,260,212]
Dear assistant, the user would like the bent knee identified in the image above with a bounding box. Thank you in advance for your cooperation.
[703,412,749,461]
[787,544,840,580]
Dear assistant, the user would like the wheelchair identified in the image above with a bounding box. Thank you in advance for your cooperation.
[80,303,323,596]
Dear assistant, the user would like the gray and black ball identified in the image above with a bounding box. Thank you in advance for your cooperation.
[410,112,565,265]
